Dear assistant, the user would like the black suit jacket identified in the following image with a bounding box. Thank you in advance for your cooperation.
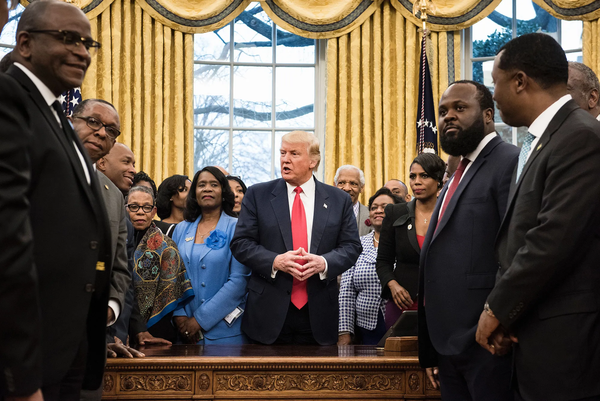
[418,135,519,367]
[489,101,600,401]
[230,177,362,345]
[3,65,112,393]
[376,199,419,301]
[0,73,42,397]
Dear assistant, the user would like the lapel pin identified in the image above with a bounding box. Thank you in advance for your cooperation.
[408,224,413,230]
[323,203,327,208]
[185,236,193,242]
[536,144,542,151]
[104,185,109,190]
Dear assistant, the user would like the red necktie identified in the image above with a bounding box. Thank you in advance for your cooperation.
[291,186,308,309]
[437,157,470,227]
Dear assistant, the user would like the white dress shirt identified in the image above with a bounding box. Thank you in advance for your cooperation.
[525,94,572,162]
[14,62,91,185]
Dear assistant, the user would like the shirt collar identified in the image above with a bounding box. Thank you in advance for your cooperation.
[285,175,315,198]
[464,131,497,163]
[528,94,572,139]
[14,62,60,107]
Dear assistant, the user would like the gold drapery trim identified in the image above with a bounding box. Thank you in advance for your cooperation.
[390,0,502,32]
[133,0,251,34]
[20,0,115,19]
[532,0,600,21]
[325,0,459,203]
[82,0,194,184]
[583,20,600,78]
[261,0,383,39]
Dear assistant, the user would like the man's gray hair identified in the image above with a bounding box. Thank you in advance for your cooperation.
[334,165,365,187]
[127,185,155,204]
[569,61,600,93]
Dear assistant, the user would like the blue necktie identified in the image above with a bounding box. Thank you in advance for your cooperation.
[516,132,535,182]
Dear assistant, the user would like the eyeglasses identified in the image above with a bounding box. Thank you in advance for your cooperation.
[73,116,120,140]
[126,204,154,213]
[28,30,101,55]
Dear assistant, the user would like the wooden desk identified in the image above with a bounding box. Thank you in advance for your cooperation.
[102,344,440,400]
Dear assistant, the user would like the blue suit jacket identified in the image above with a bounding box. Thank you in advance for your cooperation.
[418,135,519,367]
[173,212,250,342]
[230,177,362,345]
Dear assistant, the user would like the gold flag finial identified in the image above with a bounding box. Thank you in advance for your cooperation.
[413,0,437,31]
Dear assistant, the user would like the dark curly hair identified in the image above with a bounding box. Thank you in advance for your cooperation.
[368,187,404,210]
[184,166,236,222]
[132,171,157,199]
[156,174,190,220]
[411,153,446,188]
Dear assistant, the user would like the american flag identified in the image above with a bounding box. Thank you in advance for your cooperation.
[59,87,82,117]
[416,33,438,154]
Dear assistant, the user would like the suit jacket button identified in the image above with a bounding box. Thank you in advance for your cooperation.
[85,284,95,293]
[201,282,206,287]
[202,265,206,269]
[90,241,98,250]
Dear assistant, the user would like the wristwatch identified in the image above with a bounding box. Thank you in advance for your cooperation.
[484,302,496,318]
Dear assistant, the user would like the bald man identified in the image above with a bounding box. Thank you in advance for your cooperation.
[384,179,411,202]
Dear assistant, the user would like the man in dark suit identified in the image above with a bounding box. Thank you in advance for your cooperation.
[71,99,130,328]
[567,61,600,120]
[334,165,372,236]
[476,33,600,401]
[231,131,362,345]
[0,2,112,400]
[418,80,519,400]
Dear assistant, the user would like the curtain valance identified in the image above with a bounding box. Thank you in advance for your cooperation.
[390,0,502,32]
[532,0,600,21]
[261,0,383,39]
[21,0,115,19]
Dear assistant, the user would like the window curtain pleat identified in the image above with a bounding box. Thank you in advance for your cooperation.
[82,0,194,185]
[325,1,460,204]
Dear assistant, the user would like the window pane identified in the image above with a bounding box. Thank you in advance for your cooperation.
[194,27,231,62]
[472,60,495,87]
[0,5,24,46]
[515,126,529,148]
[517,1,557,37]
[194,129,229,171]
[472,0,512,58]
[496,125,513,145]
[233,3,272,63]
[194,64,230,127]
[561,20,583,51]
[232,130,272,185]
[566,51,583,63]
[0,47,11,60]
[276,26,315,64]
[233,66,272,128]
[275,67,314,129]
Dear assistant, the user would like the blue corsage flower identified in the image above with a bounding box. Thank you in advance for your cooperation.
[205,229,227,250]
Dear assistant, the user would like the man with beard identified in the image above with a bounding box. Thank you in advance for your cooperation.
[417,80,519,400]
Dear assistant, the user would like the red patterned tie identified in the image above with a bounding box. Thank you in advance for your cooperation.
[291,186,308,309]
[437,157,470,227]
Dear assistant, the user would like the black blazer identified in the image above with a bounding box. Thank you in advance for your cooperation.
[489,101,600,401]
[3,66,112,392]
[231,177,362,345]
[376,199,420,300]
[418,135,519,367]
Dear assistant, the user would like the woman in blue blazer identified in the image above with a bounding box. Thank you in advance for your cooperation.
[172,166,251,344]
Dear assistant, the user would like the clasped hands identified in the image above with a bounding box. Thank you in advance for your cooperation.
[273,248,325,281]
[475,311,518,357]
[174,316,202,344]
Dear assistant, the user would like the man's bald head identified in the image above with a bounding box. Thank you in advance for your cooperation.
[567,62,600,118]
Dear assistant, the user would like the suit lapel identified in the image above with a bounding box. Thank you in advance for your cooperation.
[404,200,421,254]
[505,100,578,215]
[8,66,97,208]
[311,179,330,254]
[271,179,293,251]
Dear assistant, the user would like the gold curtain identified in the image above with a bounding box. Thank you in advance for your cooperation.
[82,0,195,184]
[583,20,600,78]
[532,0,600,21]
[325,0,460,203]
[261,0,383,39]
